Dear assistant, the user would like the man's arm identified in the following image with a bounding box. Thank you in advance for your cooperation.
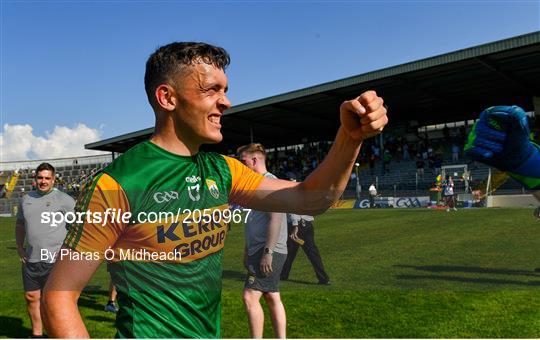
[42,249,102,338]
[15,219,27,263]
[42,173,127,337]
[259,212,283,275]
[289,214,300,240]
[246,91,387,215]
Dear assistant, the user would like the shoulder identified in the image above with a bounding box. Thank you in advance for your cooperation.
[19,192,29,202]
[204,151,228,162]
[264,172,278,180]
[102,141,161,185]
[55,189,76,203]
[219,154,241,169]
[20,190,38,203]
[104,142,147,172]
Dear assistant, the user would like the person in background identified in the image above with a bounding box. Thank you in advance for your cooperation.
[104,280,118,313]
[452,143,460,162]
[369,182,377,208]
[16,163,75,338]
[444,176,457,212]
[280,184,330,285]
[238,143,288,338]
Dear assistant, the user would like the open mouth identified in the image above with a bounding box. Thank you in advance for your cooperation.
[208,114,221,128]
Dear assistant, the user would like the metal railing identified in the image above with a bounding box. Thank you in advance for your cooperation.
[0,153,112,171]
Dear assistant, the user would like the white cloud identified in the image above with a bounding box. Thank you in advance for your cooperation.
[0,123,107,161]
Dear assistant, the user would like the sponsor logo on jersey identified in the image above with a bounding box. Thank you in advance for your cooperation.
[150,205,229,262]
[153,191,179,203]
[185,176,201,202]
[206,179,219,199]
[187,184,200,202]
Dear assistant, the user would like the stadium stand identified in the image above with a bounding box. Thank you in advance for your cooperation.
[0,155,112,215]
[258,119,533,200]
[80,32,538,203]
[2,32,538,212]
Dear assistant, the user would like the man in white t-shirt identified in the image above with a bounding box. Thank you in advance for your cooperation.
[444,176,457,212]
[369,183,377,208]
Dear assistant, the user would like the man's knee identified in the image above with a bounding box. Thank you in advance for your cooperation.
[243,289,261,308]
[263,292,282,306]
[25,290,41,304]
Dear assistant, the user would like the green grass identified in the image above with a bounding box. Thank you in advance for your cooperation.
[1,208,539,338]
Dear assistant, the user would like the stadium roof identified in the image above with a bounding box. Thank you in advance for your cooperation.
[86,31,540,154]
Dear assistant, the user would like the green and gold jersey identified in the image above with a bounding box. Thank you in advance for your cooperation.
[64,141,263,338]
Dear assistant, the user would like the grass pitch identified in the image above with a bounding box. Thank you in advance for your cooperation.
[1,208,539,338]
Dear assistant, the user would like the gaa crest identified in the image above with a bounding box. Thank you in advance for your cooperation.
[205,179,220,199]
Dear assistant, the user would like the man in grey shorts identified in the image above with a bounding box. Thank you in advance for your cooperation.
[238,143,288,339]
[15,162,75,337]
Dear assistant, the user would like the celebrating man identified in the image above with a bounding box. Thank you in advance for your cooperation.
[42,42,388,338]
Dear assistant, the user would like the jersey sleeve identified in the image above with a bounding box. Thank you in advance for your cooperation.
[64,173,130,256]
[222,156,264,206]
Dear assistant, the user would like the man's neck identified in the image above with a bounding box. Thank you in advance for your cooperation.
[255,166,268,175]
[37,188,54,196]
[151,125,200,156]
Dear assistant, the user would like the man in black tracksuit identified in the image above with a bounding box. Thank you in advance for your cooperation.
[280,213,330,285]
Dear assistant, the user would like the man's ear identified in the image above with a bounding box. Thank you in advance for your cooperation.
[155,84,177,111]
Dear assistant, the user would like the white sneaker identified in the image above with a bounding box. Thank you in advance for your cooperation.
[446,208,450,212]
[453,207,457,211]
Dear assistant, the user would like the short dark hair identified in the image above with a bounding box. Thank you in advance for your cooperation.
[144,42,230,109]
[35,163,55,176]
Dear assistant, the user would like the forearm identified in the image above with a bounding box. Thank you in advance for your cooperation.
[42,250,101,337]
[246,130,361,215]
[42,291,89,338]
[245,91,386,215]
[299,127,362,210]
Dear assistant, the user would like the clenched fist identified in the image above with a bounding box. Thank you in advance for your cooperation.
[340,90,388,142]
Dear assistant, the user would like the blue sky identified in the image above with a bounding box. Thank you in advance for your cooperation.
[1,1,539,160]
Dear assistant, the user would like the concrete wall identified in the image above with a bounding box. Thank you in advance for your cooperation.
[487,194,538,208]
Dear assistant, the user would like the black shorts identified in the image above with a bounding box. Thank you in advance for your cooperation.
[244,249,287,293]
[22,262,54,291]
